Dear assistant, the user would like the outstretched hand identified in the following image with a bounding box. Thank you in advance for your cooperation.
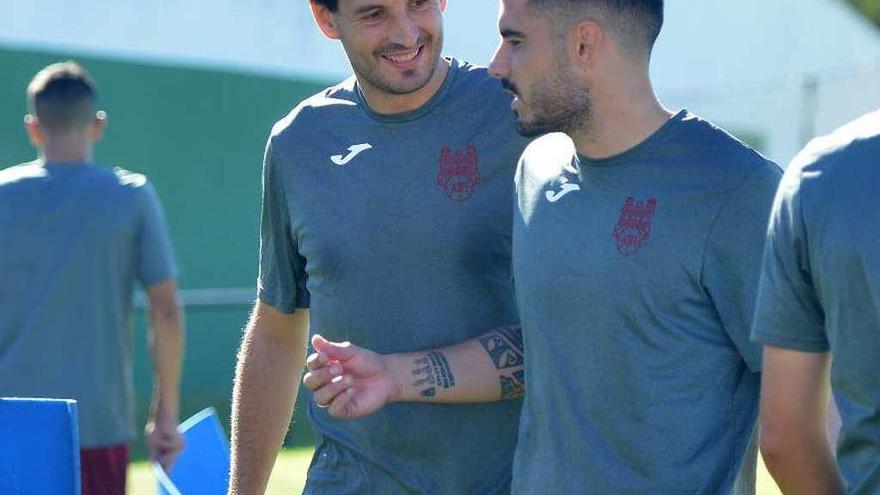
[302,334,402,419]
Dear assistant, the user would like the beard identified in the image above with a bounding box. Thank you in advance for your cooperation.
[505,67,592,138]
[347,31,444,96]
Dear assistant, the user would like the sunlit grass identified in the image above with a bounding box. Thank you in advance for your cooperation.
[128,447,312,495]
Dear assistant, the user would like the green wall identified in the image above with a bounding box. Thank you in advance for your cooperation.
[0,46,329,457]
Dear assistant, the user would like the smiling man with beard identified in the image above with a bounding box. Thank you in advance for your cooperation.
[302,0,785,493]
[227,1,530,494]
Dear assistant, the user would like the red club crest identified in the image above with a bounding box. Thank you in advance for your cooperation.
[436,145,481,201]
[612,197,658,256]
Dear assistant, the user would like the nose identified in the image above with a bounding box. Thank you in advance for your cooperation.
[388,10,421,48]
[488,42,509,79]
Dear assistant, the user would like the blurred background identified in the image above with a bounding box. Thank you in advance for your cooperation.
[1,0,879,462]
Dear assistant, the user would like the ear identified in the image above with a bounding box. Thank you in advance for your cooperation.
[24,114,44,147]
[91,110,107,142]
[571,19,603,67]
[439,0,448,12]
[309,0,342,40]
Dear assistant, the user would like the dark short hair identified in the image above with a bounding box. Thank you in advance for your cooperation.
[310,0,339,12]
[529,0,664,54]
[27,61,98,133]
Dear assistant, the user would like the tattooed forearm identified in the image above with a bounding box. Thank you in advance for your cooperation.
[479,325,525,369]
[411,351,456,398]
[500,370,526,400]
[479,325,526,400]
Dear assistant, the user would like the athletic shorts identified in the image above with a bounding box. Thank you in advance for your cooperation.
[80,444,129,495]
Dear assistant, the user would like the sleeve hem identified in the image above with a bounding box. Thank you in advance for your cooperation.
[258,289,309,315]
[141,267,180,289]
[752,332,829,353]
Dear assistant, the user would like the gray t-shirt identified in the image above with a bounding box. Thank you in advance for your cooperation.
[511,112,781,494]
[258,59,529,494]
[0,161,177,448]
[752,110,880,494]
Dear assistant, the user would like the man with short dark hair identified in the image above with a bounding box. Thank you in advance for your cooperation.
[752,109,880,495]
[227,1,529,494]
[303,1,781,493]
[0,61,185,495]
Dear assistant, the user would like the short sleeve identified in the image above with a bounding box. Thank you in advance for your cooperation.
[750,164,828,352]
[136,182,179,288]
[702,162,783,372]
[257,138,309,313]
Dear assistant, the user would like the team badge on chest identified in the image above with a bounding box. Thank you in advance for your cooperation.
[612,196,658,256]
[436,145,481,201]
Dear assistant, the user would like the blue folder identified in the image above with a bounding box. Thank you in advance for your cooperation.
[154,407,230,495]
[0,397,80,495]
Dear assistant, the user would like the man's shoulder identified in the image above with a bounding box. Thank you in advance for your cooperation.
[269,77,360,141]
[679,111,782,185]
[450,59,495,87]
[518,133,575,181]
[790,109,880,177]
[111,166,150,189]
[828,108,880,147]
[0,161,150,190]
[0,160,43,187]
[522,133,574,163]
[446,58,512,107]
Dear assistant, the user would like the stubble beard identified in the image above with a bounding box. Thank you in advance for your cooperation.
[514,71,592,138]
[513,39,592,138]
[350,32,444,96]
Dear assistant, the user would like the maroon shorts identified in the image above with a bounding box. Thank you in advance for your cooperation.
[80,444,129,495]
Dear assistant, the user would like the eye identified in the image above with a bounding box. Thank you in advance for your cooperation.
[506,37,523,48]
[362,8,384,21]
[411,0,431,8]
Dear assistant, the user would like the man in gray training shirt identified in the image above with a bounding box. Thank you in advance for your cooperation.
[227,1,528,494]
[752,109,880,495]
[0,61,184,495]
[302,1,781,494]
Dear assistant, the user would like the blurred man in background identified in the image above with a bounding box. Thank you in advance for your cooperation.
[227,0,529,493]
[0,61,185,495]
[754,109,880,495]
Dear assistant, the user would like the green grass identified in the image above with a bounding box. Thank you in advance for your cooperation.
[128,448,782,494]
[128,447,312,495]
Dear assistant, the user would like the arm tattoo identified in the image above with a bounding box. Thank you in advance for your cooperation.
[500,371,526,400]
[479,325,524,369]
[411,351,456,398]
[479,325,526,400]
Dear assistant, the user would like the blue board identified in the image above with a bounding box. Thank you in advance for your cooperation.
[154,407,229,495]
[0,397,80,495]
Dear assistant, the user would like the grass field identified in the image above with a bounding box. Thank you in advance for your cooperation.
[128,447,312,495]
[127,447,783,494]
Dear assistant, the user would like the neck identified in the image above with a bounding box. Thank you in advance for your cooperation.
[40,136,93,165]
[569,70,672,160]
[358,58,450,115]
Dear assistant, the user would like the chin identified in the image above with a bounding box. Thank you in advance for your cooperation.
[515,119,549,138]
[395,69,435,94]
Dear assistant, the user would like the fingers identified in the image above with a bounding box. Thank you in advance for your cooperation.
[303,362,343,391]
[327,388,356,418]
[306,350,329,371]
[311,334,357,361]
[303,345,353,408]
[311,373,353,407]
